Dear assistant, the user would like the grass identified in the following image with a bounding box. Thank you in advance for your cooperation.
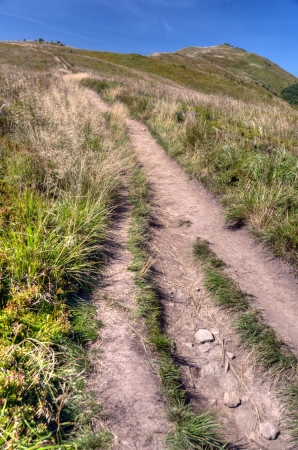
[127,166,226,449]
[193,238,298,442]
[0,69,132,448]
[86,74,298,273]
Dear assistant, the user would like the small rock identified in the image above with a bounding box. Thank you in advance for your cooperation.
[169,287,176,295]
[259,422,280,440]
[201,363,221,378]
[223,391,241,408]
[194,329,215,344]
[168,302,175,307]
[183,342,194,349]
[142,128,146,131]
[200,342,213,353]
[210,328,219,336]
[226,351,236,360]
[224,360,230,372]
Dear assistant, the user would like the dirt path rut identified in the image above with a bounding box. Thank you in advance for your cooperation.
[125,120,298,357]
[88,90,297,448]
[88,190,169,449]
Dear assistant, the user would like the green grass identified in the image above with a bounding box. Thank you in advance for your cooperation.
[0,70,133,448]
[193,238,298,442]
[177,44,298,97]
[94,77,298,272]
[281,83,298,105]
[127,167,226,449]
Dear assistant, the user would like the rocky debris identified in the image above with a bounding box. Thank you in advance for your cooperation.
[194,329,215,344]
[200,342,214,353]
[192,280,201,292]
[169,286,176,295]
[210,328,219,336]
[259,422,280,440]
[201,363,222,378]
[226,351,236,360]
[183,342,194,349]
[224,359,230,372]
[223,391,241,408]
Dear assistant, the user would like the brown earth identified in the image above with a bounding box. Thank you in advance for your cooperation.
[84,87,298,448]
[87,189,169,449]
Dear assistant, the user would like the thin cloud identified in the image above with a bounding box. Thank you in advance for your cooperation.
[0,10,103,43]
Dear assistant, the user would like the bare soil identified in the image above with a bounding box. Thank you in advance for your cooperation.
[122,118,296,449]
[87,192,169,449]
[86,87,298,449]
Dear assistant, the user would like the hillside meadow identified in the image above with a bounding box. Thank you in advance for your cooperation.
[81,74,298,270]
[0,68,134,448]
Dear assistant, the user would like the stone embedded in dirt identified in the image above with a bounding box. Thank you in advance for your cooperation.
[259,422,280,440]
[192,280,201,292]
[200,342,213,353]
[183,342,194,349]
[194,329,215,344]
[142,128,146,131]
[223,391,241,408]
[201,363,222,378]
[227,351,236,360]
[210,328,219,336]
[224,360,230,372]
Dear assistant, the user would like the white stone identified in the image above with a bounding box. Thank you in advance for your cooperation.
[224,360,230,372]
[259,422,280,440]
[223,391,241,408]
[226,351,236,360]
[183,342,194,349]
[194,329,215,344]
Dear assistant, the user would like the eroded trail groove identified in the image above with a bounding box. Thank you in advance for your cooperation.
[125,121,298,357]
[88,189,169,449]
[90,92,297,448]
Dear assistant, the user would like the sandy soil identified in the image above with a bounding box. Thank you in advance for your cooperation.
[88,191,169,449]
[123,118,294,449]
[125,121,298,357]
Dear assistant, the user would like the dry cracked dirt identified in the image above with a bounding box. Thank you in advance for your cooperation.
[84,87,298,450]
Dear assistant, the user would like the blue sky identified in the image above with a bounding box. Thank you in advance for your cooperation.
[1,0,298,76]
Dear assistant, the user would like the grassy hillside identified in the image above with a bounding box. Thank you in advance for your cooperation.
[1,41,296,104]
[2,40,298,446]
[176,44,298,96]
[0,68,134,448]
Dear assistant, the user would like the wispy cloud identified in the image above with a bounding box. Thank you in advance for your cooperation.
[0,10,103,43]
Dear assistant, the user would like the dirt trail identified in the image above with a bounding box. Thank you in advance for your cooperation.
[126,122,298,356]
[87,90,297,448]
[88,189,169,449]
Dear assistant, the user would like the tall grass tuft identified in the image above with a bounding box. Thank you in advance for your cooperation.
[0,69,132,448]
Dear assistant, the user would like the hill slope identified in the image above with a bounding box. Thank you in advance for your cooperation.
[1,41,298,104]
[175,44,298,96]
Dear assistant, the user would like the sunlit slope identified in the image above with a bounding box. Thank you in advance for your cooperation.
[54,46,285,102]
[175,44,298,96]
[1,41,297,104]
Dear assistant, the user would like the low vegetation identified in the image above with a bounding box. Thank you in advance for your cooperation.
[281,83,298,105]
[0,69,132,448]
[2,40,298,448]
